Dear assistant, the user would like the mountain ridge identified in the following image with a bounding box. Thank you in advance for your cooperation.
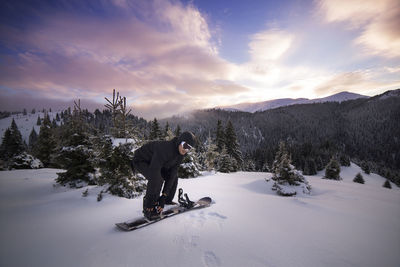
[217,91,368,113]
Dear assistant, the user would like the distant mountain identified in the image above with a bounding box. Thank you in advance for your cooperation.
[218,91,368,113]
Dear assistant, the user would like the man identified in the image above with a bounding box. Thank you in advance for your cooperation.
[131,131,196,220]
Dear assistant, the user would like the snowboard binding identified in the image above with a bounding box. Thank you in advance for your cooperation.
[178,188,195,209]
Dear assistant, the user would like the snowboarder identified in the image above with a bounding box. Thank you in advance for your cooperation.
[131,131,196,220]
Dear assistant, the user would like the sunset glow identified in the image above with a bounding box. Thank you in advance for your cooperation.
[1,0,399,119]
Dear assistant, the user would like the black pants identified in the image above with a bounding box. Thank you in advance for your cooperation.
[133,160,177,209]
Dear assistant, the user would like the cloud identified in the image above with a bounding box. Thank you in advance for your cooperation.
[314,70,400,96]
[317,0,400,58]
[0,0,248,119]
[248,29,294,62]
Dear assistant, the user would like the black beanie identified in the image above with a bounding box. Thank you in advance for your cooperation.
[178,131,195,147]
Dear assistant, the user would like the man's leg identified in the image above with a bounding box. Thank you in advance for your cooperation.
[134,161,164,210]
[165,178,178,204]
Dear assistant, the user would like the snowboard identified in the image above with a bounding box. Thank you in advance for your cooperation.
[115,196,212,231]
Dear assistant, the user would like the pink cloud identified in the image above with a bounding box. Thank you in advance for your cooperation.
[0,0,248,119]
[317,0,400,58]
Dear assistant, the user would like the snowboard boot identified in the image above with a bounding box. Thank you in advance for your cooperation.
[143,207,161,221]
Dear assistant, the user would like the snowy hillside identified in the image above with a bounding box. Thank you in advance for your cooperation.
[219,91,367,113]
[1,163,399,267]
[0,112,63,144]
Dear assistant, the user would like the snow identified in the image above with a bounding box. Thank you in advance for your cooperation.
[0,112,62,144]
[1,163,399,267]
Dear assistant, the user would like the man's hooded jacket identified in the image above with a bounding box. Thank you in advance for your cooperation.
[132,131,195,207]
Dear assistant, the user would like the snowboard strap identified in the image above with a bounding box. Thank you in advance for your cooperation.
[178,188,195,209]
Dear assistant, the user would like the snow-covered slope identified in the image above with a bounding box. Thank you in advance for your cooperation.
[0,112,62,144]
[0,164,399,267]
[219,91,368,113]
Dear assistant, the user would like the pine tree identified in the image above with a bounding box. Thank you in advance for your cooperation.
[164,122,170,139]
[174,124,181,137]
[383,179,392,189]
[339,154,351,167]
[303,157,317,175]
[361,161,371,174]
[116,96,132,139]
[324,157,342,180]
[56,101,95,186]
[271,142,311,196]
[353,172,365,184]
[204,135,219,171]
[215,120,225,152]
[34,115,57,167]
[243,159,256,171]
[0,119,25,160]
[28,127,38,151]
[105,89,121,137]
[23,108,27,115]
[217,147,238,173]
[178,152,201,178]
[165,127,175,141]
[97,136,146,198]
[224,120,243,170]
[272,142,287,175]
[261,161,270,172]
[149,118,162,140]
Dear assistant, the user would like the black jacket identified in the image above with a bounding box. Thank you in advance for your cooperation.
[132,132,195,203]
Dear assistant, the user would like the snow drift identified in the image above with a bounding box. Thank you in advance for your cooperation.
[0,163,399,267]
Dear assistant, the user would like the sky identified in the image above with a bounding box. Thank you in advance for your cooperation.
[0,0,399,119]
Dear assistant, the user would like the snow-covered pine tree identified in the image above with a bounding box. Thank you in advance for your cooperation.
[217,147,238,173]
[224,120,243,170]
[178,152,201,178]
[97,136,146,198]
[149,118,162,140]
[204,135,219,172]
[272,141,286,176]
[10,152,43,169]
[324,157,342,180]
[261,161,270,172]
[270,141,311,196]
[56,101,95,187]
[353,173,365,184]
[165,127,175,141]
[243,159,256,172]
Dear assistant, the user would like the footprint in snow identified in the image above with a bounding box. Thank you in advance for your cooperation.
[203,251,221,267]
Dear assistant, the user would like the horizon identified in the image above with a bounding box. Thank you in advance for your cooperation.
[1,0,399,119]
